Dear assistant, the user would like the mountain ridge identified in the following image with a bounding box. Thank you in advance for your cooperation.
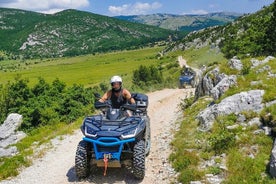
[0,8,240,59]
[0,8,179,59]
[114,12,241,31]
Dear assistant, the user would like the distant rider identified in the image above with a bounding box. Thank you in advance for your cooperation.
[99,75,135,108]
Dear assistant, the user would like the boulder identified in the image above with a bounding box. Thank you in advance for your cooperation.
[0,147,18,157]
[195,67,236,100]
[251,56,275,68]
[0,113,23,139]
[0,113,26,157]
[228,57,243,71]
[196,90,265,131]
[210,75,237,100]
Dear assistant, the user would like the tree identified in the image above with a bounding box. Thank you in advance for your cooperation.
[32,77,50,96]
[132,65,163,88]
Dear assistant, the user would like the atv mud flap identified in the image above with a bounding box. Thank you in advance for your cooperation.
[83,137,135,161]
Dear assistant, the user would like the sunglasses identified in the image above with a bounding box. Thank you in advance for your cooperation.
[111,82,121,86]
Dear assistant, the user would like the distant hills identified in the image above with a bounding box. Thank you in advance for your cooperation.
[114,12,241,32]
[0,8,179,59]
[0,7,242,59]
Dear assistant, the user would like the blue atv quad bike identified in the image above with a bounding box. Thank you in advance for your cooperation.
[179,67,195,88]
[75,93,150,180]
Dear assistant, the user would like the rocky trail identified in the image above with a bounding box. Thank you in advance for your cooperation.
[1,88,194,184]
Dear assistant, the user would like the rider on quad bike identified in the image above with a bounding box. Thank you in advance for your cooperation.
[75,76,151,180]
[99,75,135,108]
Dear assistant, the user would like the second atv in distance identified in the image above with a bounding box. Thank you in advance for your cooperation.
[179,66,196,88]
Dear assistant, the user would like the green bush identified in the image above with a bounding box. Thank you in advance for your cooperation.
[0,77,95,130]
[132,65,163,85]
[179,97,195,110]
[208,119,236,154]
[178,167,203,184]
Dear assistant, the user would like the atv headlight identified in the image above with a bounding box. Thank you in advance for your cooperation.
[84,124,97,138]
[121,128,138,139]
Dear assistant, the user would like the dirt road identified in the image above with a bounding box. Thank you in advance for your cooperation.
[1,88,194,184]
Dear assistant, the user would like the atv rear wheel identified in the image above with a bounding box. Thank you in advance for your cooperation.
[133,140,145,179]
[75,140,91,179]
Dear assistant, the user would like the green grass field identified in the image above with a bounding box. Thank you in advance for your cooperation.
[182,46,227,67]
[0,46,226,89]
[0,47,164,87]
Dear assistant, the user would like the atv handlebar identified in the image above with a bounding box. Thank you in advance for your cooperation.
[120,104,137,111]
[94,101,138,112]
[94,101,111,109]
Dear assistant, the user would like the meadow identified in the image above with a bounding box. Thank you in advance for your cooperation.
[0,47,165,88]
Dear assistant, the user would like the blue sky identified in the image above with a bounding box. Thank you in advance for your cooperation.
[0,0,274,16]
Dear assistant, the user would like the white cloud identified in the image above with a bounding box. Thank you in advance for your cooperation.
[108,2,162,15]
[183,9,209,15]
[0,0,90,14]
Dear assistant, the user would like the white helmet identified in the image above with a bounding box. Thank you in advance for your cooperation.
[110,75,122,84]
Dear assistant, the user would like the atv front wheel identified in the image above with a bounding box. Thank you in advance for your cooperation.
[75,140,91,179]
[133,140,145,179]
[145,118,151,156]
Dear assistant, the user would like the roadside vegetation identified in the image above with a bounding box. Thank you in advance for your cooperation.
[170,45,276,183]
[169,2,276,183]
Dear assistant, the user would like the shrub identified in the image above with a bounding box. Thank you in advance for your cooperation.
[179,97,195,110]
[208,120,236,154]
[132,65,163,88]
[178,167,203,184]
[0,77,95,130]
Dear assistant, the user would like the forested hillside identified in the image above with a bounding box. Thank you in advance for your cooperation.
[0,8,181,59]
[168,3,276,58]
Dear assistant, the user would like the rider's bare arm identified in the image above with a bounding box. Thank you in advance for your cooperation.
[99,91,112,102]
[123,89,135,104]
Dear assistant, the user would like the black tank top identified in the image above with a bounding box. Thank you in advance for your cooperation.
[110,88,127,108]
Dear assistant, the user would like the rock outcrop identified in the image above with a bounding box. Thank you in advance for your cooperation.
[228,57,243,71]
[251,56,275,68]
[195,56,275,102]
[0,113,26,157]
[195,67,237,100]
[196,90,265,131]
